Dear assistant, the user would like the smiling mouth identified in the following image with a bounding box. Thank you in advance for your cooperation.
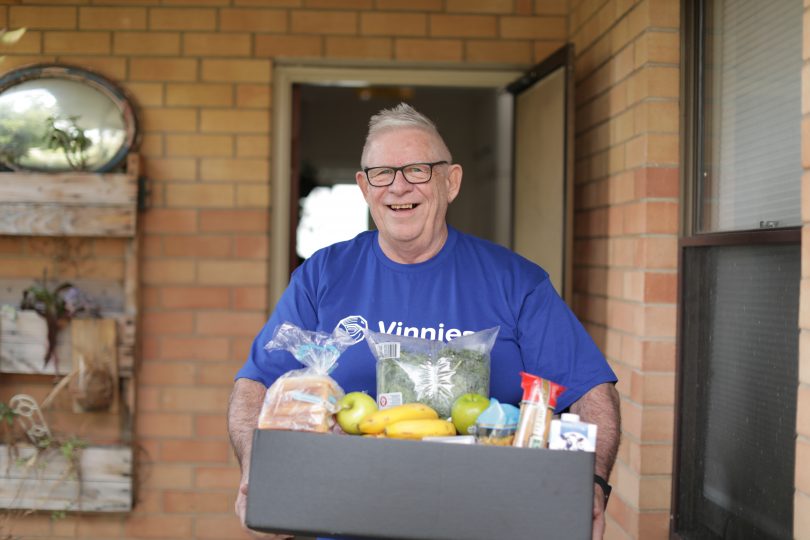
[389,203,417,211]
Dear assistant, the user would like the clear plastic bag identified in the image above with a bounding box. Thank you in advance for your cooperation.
[258,322,356,433]
[365,327,498,418]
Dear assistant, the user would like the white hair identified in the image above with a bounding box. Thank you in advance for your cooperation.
[361,103,452,165]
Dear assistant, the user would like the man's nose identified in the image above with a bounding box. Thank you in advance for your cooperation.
[389,169,412,190]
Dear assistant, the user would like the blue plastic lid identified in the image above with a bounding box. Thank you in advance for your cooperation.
[476,398,520,428]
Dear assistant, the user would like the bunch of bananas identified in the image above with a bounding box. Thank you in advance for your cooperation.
[359,403,456,439]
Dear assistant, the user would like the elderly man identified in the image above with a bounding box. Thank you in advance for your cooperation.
[229,104,620,540]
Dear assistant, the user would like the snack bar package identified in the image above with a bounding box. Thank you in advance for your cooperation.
[365,326,498,418]
[513,372,566,449]
[258,322,356,433]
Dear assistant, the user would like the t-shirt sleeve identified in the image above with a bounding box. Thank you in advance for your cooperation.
[234,263,320,387]
[517,278,617,412]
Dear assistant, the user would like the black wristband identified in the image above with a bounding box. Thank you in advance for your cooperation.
[593,474,612,507]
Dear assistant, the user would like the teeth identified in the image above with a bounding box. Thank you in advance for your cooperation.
[390,204,414,210]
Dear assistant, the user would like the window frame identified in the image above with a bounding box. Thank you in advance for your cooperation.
[673,0,801,537]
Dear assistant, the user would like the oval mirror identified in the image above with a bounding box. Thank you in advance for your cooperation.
[0,64,138,172]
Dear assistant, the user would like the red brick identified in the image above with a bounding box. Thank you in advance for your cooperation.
[195,413,230,437]
[164,490,232,513]
[160,336,231,361]
[184,32,251,56]
[79,7,147,30]
[237,84,272,108]
[255,34,323,57]
[199,210,268,232]
[124,515,193,538]
[136,412,194,437]
[10,6,77,29]
[360,12,427,36]
[233,286,268,310]
[44,31,110,54]
[429,14,497,38]
[325,36,392,59]
[163,235,232,257]
[197,361,243,387]
[220,8,287,32]
[466,40,532,63]
[160,388,232,414]
[162,286,230,308]
[142,311,195,335]
[196,312,266,336]
[446,0,513,13]
[131,57,197,81]
[194,515,248,540]
[149,8,216,30]
[141,259,197,284]
[395,38,463,61]
[233,235,268,259]
[137,463,194,490]
[196,466,241,489]
[202,59,271,83]
[139,360,197,385]
[291,10,358,34]
[644,271,677,303]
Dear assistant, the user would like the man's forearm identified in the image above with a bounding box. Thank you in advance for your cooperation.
[228,378,267,474]
[570,382,620,479]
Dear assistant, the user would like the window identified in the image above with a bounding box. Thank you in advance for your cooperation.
[676,0,801,538]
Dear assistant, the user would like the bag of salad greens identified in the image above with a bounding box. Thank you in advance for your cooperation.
[365,327,498,418]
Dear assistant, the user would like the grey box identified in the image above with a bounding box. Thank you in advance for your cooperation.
[246,429,594,540]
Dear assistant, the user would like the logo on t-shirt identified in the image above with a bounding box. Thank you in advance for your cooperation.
[336,315,368,344]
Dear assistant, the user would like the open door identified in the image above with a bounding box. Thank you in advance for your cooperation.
[508,45,574,302]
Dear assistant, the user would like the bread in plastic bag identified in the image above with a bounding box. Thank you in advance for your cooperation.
[365,327,498,418]
[258,322,356,433]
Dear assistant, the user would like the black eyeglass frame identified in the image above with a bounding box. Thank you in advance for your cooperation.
[362,160,449,187]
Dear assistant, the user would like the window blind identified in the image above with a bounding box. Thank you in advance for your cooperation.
[702,0,802,232]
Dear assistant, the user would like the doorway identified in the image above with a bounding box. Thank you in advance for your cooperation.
[271,65,521,307]
[270,57,573,308]
[293,84,513,269]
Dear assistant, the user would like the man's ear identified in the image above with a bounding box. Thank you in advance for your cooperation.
[356,170,369,198]
[446,163,462,204]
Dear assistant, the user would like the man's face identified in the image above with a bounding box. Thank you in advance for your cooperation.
[355,127,462,255]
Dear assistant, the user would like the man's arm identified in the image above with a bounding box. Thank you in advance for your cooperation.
[228,378,292,539]
[570,382,621,540]
[570,382,620,479]
[228,378,266,473]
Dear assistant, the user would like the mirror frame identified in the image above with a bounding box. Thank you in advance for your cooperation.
[0,63,139,173]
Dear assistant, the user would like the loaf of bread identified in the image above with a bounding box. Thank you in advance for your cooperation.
[257,373,342,433]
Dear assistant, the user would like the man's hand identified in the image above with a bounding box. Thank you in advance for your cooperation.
[235,481,293,540]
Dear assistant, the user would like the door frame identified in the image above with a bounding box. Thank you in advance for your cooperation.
[270,64,523,308]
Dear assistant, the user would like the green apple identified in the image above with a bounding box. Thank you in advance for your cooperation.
[451,393,490,435]
[336,391,378,435]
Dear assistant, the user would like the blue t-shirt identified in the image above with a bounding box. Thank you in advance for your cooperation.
[236,226,616,412]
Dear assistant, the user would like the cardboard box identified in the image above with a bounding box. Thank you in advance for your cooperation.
[246,430,594,540]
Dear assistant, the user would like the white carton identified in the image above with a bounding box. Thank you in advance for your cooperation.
[548,413,597,452]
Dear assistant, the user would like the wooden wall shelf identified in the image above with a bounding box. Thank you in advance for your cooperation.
[0,444,133,512]
[0,154,140,238]
[0,154,141,513]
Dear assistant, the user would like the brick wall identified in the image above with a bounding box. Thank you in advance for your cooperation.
[0,2,570,539]
[798,3,810,538]
[569,0,679,538]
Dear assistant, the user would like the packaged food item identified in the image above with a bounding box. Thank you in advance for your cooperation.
[512,372,566,449]
[258,322,356,433]
[474,398,520,446]
[548,413,597,452]
[365,327,498,418]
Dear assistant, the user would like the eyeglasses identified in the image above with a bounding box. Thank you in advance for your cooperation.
[363,161,448,187]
